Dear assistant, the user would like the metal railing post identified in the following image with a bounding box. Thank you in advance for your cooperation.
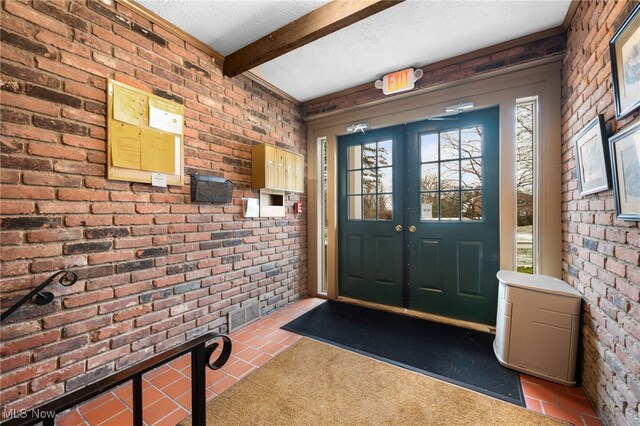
[191,343,207,425]
[133,375,143,426]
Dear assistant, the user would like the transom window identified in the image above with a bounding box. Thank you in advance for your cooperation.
[347,140,393,221]
[420,126,483,221]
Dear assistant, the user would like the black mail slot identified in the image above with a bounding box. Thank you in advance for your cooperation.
[190,174,233,203]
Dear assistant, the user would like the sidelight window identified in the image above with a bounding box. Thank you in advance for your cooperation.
[516,100,536,274]
[419,126,483,221]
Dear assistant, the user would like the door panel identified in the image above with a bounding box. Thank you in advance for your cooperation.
[457,240,484,296]
[374,236,396,284]
[346,235,364,279]
[338,126,404,307]
[407,107,500,324]
[417,238,442,292]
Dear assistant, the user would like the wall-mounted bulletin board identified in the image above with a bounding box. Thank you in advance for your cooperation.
[107,79,185,186]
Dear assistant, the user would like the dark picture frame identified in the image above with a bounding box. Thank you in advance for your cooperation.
[609,121,640,221]
[574,115,611,196]
[610,4,640,119]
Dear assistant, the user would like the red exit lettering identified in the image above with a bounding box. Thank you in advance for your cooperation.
[381,68,416,95]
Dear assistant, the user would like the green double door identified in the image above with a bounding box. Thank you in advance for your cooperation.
[338,107,500,325]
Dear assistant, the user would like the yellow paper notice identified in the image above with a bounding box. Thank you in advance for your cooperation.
[111,123,141,169]
[140,129,176,174]
[113,85,148,126]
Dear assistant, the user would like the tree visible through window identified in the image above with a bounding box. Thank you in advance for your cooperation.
[420,126,483,221]
[516,101,535,274]
[347,140,393,221]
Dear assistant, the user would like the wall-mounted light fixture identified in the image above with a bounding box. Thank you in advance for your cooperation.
[346,122,369,133]
[445,101,475,114]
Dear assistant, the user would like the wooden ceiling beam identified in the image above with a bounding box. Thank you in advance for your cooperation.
[223,0,404,78]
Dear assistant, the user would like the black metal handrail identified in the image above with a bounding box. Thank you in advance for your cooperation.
[0,270,78,323]
[1,331,232,426]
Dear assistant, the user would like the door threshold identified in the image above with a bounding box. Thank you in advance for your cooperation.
[336,296,496,334]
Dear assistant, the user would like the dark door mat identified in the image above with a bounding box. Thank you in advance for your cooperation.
[282,300,524,406]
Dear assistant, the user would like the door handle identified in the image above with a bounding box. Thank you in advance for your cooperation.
[395,225,403,233]
[408,225,416,233]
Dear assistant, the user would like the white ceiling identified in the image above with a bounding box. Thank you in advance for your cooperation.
[137,0,571,102]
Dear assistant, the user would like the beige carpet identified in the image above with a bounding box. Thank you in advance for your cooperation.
[183,338,568,425]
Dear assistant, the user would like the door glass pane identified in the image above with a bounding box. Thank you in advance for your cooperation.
[421,133,438,162]
[461,126,482,158]
[362,143,377,168]
[517,101,535,273]
[419,124,484,221]
[346,139,395,223]
[421,192,439,221]
[348,196,362,220]
[421,163,439,191]
[347,145,361,170]
[378,140,393,166]
[363,195,377,220]
[377,167,393,192]
[440,160,459,190]
[348,170,361,194]
[440,130,459,160]
[378,194,393,220]
[460,159,482,189]
[362,169,376,194]
[461,190,482,221]
[440,192,459,220]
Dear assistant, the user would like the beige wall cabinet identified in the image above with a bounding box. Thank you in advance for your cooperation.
[252,144,304,193]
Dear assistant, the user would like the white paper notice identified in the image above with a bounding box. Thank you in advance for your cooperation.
[151,172,167,187]
[242,198,260,218]
[149,105,183,134]
[422,203,433,219]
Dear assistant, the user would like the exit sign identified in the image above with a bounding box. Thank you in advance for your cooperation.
[375,68,423,95]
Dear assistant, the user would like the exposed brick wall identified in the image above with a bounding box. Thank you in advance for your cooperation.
[0,0,306,410]
[562,1,640,425]
[302,33,566,118]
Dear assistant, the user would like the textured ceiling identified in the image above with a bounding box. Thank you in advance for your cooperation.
[137,0,571,102]
[137,0,331,56]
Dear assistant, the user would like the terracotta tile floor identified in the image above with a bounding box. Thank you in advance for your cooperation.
[521,374,602,426]
[55,297,601,426]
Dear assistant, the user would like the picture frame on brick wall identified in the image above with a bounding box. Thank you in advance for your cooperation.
[574,114,611,197]
[610,3,640,120]
[609,121,640,221]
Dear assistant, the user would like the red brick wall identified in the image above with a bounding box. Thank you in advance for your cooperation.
[0,0,307,410]
[303,33,566,118]
[562,2,639,425]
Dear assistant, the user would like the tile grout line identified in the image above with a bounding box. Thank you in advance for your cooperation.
[151,405,187,426]
[94,407,132,426]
